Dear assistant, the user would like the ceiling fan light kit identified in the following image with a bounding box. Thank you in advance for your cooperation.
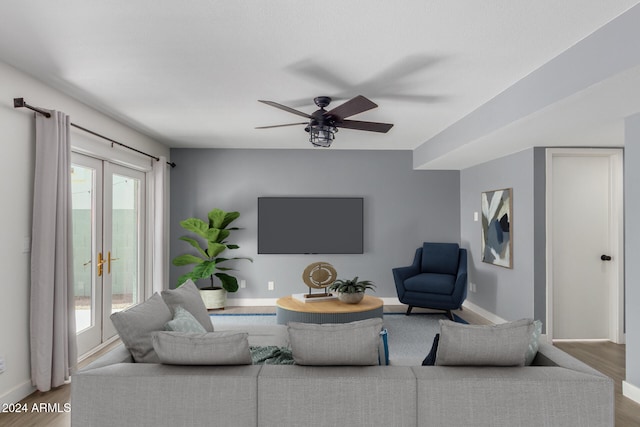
[305,123,337,147]
[257,95,393,148]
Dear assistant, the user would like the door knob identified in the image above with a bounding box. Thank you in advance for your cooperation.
[601,255,612,261]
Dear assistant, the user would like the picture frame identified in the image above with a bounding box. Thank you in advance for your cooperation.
[481,188,513,268]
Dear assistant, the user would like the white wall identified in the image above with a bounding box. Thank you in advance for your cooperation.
[0,60,169,405]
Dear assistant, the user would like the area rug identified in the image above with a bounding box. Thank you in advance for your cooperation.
[210,312,465,366]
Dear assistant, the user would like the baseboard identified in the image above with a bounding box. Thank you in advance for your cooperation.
[623,380,640,405]
[0,380,35,406]
[226,297,403,307]
[461,300,507,324]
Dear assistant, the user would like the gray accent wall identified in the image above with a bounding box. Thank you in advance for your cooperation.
[460,148,543,320]
[625,114,640,390]
[169,149,460,298]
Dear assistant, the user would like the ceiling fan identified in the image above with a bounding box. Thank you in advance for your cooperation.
[256,95,393,147]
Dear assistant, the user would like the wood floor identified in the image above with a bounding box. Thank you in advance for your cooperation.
[1,306,638,426]
[555,340,640,426]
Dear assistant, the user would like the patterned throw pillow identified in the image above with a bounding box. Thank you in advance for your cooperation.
[164,306,207,333]
[525,319,543,365]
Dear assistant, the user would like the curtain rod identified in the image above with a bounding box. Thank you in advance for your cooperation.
[13,98,176,168]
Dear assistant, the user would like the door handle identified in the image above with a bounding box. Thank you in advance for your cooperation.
[601,254,612,261]
[108,251,120,274]
[97,252,106,276]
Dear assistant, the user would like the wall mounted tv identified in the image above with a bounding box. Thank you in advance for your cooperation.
[258,197,364,254]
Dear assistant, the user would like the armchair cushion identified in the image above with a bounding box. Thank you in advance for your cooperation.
[404,273,455,295]
[422,243,460,275]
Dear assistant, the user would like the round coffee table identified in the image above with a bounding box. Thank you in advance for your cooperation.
[276,295,384,324]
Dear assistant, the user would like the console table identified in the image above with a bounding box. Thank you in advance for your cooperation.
[275,295,384,324]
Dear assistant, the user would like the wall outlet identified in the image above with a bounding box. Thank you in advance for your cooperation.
[268,281,275,291]
[469,282,477,293]
[0,356,6,374]
[473,211,479,222]
[240,279,246,289]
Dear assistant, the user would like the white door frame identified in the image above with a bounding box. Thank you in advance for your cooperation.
[545,148,624,343]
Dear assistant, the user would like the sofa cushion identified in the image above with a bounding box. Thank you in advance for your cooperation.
[435,319,534,366]
[152,331,252,365]
[422,242,459,275]
[404,273,455,294]
[164,306,207,333]
[161,279,214,332]
[288,318,382,366]
[110,293,173,363]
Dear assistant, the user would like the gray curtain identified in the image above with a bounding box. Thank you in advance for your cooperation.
[30,110,77,392]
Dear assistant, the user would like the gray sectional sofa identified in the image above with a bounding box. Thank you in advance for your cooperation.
[71,323,614,427]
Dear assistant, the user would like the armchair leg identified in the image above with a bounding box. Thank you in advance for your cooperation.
[406,305,413,316]
[446,310,454,321]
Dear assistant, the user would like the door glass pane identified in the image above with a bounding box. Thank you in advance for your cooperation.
[111,173,140,314]
[71,165,96,333]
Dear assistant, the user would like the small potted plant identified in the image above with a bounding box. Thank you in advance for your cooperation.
[172,208,252,309]
[328,276,376,304]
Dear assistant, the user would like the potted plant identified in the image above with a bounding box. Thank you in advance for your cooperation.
[172,208,252,309]
[328,276,376,304]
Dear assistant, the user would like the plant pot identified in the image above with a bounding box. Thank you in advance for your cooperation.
[199,287,227,309]
[338,292,364,304]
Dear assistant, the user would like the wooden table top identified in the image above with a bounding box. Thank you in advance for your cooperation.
[276,294,383,314]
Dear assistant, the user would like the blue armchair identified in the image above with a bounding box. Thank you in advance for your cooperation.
[392,242,468,320]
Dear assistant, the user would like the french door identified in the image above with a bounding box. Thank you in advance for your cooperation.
[72,152,146,355]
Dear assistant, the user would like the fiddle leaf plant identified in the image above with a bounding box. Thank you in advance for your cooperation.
[172,208,252,292]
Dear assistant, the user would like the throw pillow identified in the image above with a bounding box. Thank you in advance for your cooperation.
[288,318,382,366]
[164,306,207,333]
[152,331,252,365]
[110,293,173,363]
[161,279,214,332]
[435,318,534,366]
[525,319,543,365]
[421,333,440,366]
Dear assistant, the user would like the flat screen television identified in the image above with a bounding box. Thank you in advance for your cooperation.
[258,197,364,254]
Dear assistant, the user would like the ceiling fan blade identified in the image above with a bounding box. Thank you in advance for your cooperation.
[255,122,308,129]
[336,120,393,133]
[378,93,445,103]
[325,95,377,120]
[287,60,353,91]
[258,100,312,119]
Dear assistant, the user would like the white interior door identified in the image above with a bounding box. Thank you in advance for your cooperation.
[72,153,146,355]
[547,148,624,342]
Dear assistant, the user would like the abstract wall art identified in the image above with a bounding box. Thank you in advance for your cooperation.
[481,188,513,268]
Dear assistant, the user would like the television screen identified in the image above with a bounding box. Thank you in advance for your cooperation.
[258,197,364,254]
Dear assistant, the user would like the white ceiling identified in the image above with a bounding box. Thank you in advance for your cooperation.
[1,1,639,168]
